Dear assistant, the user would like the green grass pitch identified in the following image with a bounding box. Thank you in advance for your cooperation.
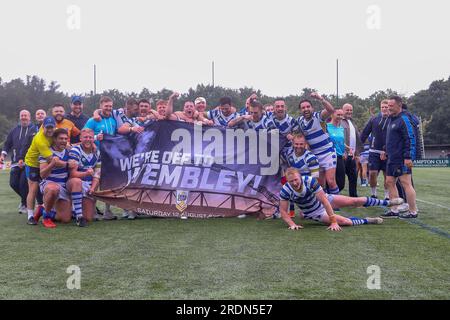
[0,168,449,299]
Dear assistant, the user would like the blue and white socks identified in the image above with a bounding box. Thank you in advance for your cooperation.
[328,187,340,195]
[71,192,83,219]
[363,197,388,207]
[350,217,368,226]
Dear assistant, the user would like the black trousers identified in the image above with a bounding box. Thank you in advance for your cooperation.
[335,155,346,192]
[344,156,358,197]
[10,166,28,206]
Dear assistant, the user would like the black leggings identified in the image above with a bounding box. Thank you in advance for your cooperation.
[344,156,358,197]
[335,155,346,192]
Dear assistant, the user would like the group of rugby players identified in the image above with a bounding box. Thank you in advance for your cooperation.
[1,92,418,230]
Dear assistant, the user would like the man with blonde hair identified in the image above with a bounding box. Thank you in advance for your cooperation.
[66,128,101,226]
[279,168,403,230]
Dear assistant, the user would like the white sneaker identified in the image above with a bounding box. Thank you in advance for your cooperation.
[397,203,410,213]
[127,211,137,220]
[237,214,247,219]
[388,198,404,207]
[180,214,188,220]
[122,210,130,219]
[367,217,383,224]
[18,205,27,214]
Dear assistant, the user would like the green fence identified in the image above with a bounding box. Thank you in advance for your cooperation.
[413,159,450,167]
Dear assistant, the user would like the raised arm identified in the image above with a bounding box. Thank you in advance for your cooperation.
[165,92,180,119]
[311,92,334,120]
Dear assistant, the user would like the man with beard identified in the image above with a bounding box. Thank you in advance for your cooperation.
[166,93,213,125]
[360,100,390,200]
[228,98,276,131]
[279,168,403,231]
[34,129,73,228]
[65,129,101,227]
[281,133,320,218]
[382,96,418,219]
[24,117,57,225]
[42,104,80,144]
[282,134,320,179]
[133,98,163,126]
[66,96,89,144]
[117,98,146,134]
[84,96,122,220]
[270,98,299,138]
[203,96,238,127]
[92,98,143,135]
[296,93,339,195]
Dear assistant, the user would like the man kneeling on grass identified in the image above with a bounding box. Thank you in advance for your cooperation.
[34,129,74,228]
[67,128,101,227]
[279,168,404,231]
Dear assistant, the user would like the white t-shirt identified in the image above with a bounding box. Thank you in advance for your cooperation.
[348,120,356,152]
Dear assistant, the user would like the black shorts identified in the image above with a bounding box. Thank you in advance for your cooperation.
[386,163,412,177]
[25,165,41,182]
[369,153,386,172]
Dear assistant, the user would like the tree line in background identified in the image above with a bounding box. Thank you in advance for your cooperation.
[1,75,449,146]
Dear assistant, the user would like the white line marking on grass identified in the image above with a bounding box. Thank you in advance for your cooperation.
[417,199,450,211]
[406,219,450,240]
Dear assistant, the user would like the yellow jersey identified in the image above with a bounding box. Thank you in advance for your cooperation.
[24,130,53,168]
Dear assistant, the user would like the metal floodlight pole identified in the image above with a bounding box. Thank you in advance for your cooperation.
[93,64,97,95]
[336,59,339,107]
[212,61,215,88]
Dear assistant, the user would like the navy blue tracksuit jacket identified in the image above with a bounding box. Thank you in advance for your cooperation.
[386,111,416,164]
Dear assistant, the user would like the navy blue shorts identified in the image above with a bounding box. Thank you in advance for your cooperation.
[386,163,412,177]
[369,153,386,172]
[25,165,41,182]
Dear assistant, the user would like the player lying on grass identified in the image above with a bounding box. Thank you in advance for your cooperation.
[279,168,404,231]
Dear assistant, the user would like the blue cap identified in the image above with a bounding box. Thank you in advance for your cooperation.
[71,95,83,104]
[43,116,56,128]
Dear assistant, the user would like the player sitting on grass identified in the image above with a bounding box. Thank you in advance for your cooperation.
[279,168,404,231]
[34,129,73,228]
[67,128,102,227]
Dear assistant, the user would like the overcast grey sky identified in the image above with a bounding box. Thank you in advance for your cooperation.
[1,0,449,98]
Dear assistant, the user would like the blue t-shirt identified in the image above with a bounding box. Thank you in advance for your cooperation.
[326,123,345,156]
[84,115,117,147]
